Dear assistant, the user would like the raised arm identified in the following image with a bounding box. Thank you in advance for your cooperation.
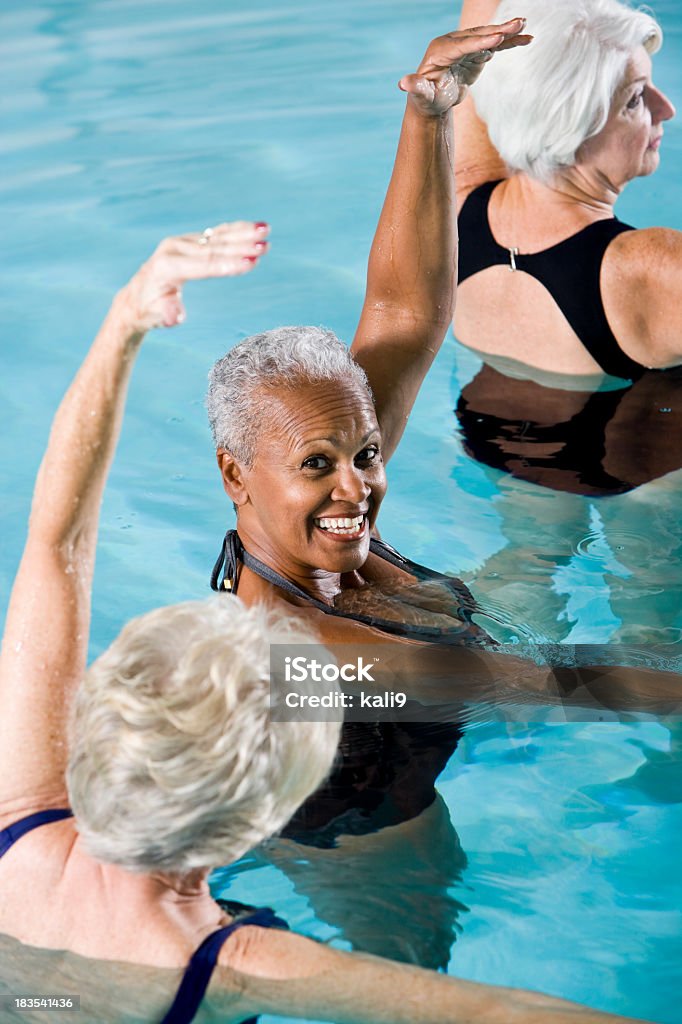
[0,223,269,820]
[351,19,529,462]
[453,0,513,209]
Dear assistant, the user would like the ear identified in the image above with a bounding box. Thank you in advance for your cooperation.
[216,448,250,506]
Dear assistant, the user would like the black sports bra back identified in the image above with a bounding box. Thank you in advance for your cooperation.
[457,179,644,380]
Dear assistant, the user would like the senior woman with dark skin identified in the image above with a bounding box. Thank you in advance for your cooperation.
[452,0,679,378]
[203,5,681,978]
[203,2,682,974]
[3,18,639,1024]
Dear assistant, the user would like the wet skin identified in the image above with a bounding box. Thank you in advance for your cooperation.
[219,380,388,605]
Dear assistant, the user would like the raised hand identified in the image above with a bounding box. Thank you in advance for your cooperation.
[399,18,532,116]
[119,220,271,332]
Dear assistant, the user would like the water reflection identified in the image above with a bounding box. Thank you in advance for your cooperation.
[456,364,682,497]
[270,721,468,968]
[455,362,682,644]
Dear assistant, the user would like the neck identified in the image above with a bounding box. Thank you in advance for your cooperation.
[236,524,343,606]
[96,861,217,920]
[513,166,621,217]
[150,867,211,897]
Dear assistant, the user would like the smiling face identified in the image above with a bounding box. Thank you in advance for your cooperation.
[576,47,675,189]
[228,378,387,582]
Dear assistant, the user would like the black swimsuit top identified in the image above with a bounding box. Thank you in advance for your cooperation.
[457,180,644,380]
[210,531,479,845]
[210,530,488,646]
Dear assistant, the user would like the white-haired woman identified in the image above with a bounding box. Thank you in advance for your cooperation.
[453,0,678,377]
[2,18,640,1024]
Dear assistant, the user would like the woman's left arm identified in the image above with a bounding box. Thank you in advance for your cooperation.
[351,20,529,462]
[0,224,268,819]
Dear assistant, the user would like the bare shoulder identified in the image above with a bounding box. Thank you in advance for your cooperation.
[219,923,332,980]
[455,169,508,213]
[601,226,682,368]
[453,94,509,214]
[0,818,82,938]
[213,926,348,1022]
[605,225,682,270]
[361,544,416,585]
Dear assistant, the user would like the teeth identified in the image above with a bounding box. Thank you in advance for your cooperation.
[315,514,365,533]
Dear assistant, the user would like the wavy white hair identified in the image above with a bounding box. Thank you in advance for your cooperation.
[67,598,340,873]
[206,326,372,465]
[472,0,662,182]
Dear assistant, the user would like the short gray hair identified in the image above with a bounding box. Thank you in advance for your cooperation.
[67,597,340,873]
[206,326,373,465]
[472,0,662,183]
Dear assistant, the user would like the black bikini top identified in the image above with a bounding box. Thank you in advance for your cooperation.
[457,180,644,380]
[210,530,488,646]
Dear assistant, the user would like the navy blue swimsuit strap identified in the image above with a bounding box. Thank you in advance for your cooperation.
[159,907,288,1024]
[0,812,285,1024]
[0,808,73,859]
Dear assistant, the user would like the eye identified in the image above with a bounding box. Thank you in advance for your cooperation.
[626,90,644,110]
[301,454,331,471]
[355,445,381,466]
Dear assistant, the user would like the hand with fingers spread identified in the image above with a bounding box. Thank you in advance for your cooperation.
[399,18,532,116]
[119,220,270,332]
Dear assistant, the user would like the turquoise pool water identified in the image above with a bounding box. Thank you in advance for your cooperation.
[1,1,681,1021]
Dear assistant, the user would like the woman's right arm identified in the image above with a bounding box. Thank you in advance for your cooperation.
[224,926,649,1023]
[453,0,511,210]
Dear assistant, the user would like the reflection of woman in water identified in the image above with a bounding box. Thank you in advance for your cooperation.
[453,0,680,376]
[453,362,682,643]
[456,363,682,497]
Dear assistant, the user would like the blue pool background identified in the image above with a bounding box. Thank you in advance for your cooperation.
[1,1,681,1021]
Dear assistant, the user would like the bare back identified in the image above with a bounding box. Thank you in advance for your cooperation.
[454,175,679,376]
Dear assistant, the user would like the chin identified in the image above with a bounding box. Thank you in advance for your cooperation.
[640,152,661,176]
[321,543,370,575]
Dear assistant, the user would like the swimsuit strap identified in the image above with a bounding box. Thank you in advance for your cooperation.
[0,810,285,1024]
[367,535,450,583]
[211,529,333,612]
[0,808,73,859]
[457,180,644,380]
[457,179,504,284]
[210,530,481,642]
[159,907,288,1024]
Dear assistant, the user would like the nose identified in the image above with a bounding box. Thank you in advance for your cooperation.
[330,462,371,504]
[649,83,675,123]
